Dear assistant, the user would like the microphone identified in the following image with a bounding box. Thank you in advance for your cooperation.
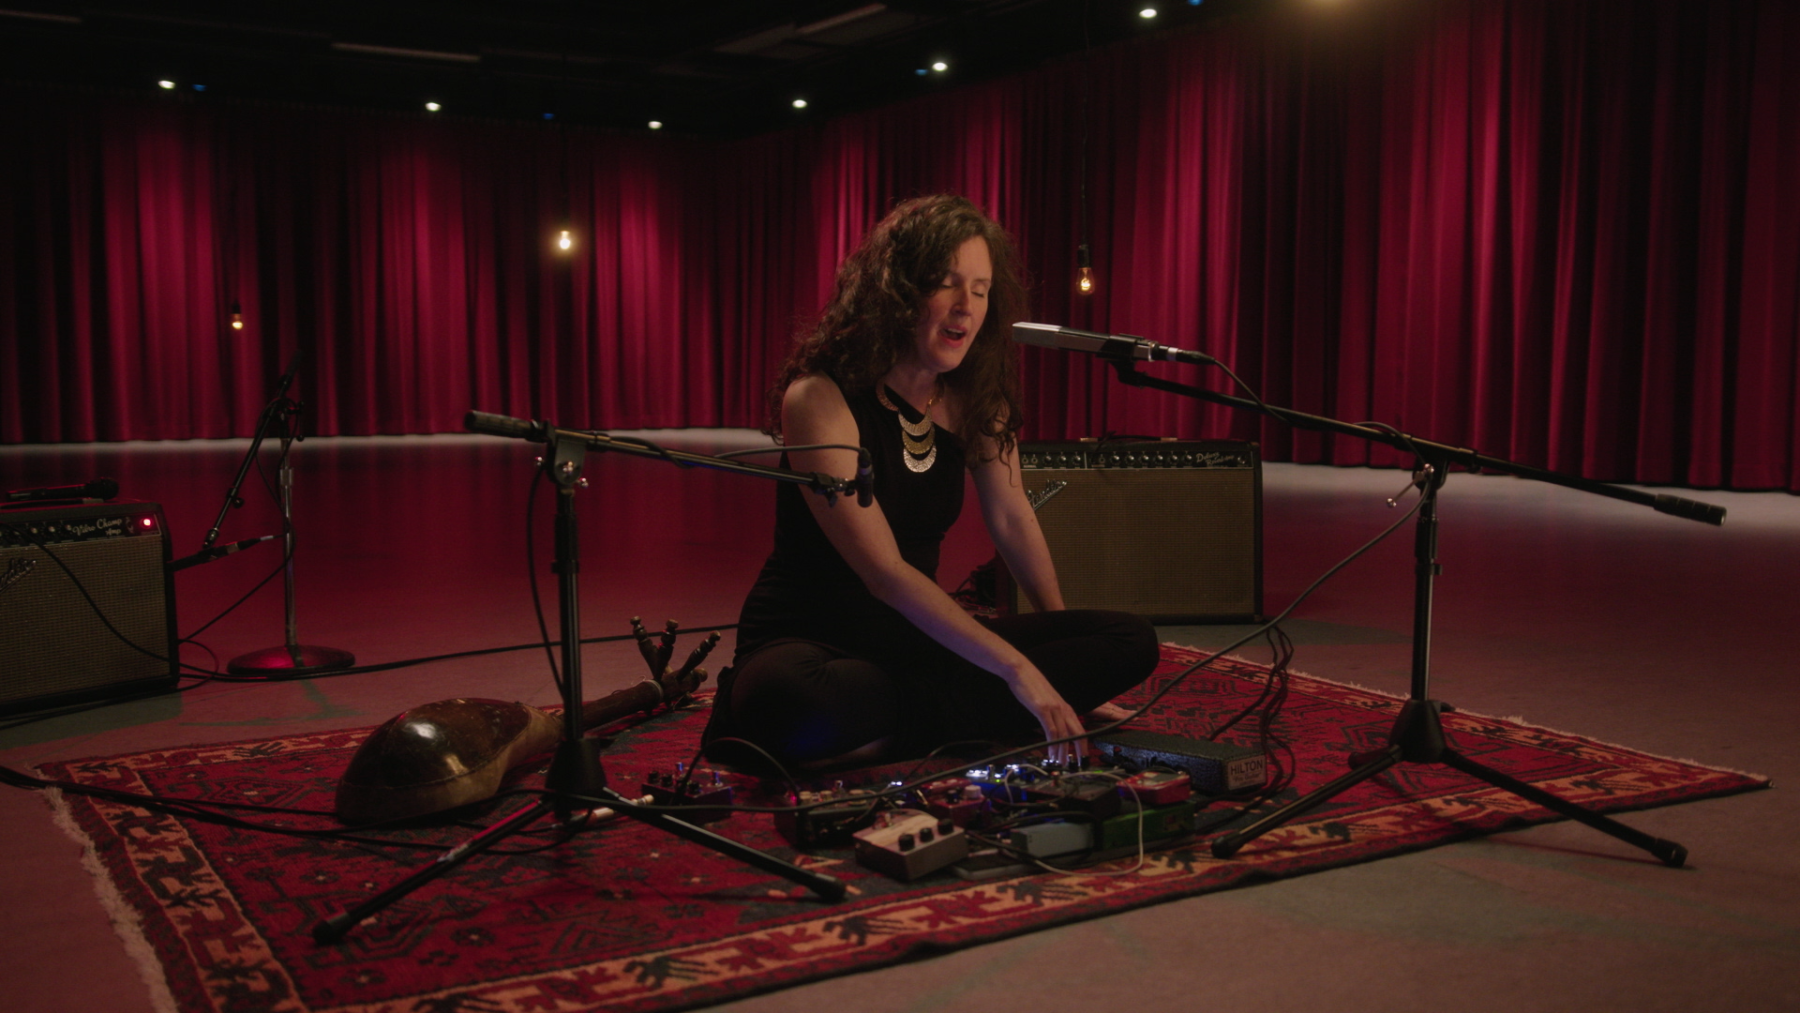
[6,478,121,503]
[465,410,549,442]
[1012,322,1217,366]
[274,350,303,398]
[171,534,277,572]
[854,450,874,507]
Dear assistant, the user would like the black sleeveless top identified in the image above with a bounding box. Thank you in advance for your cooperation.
[734,383,966,663]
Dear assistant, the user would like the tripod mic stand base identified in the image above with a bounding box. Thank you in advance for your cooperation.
[1209,696,1688,867]
[228,644,356,676]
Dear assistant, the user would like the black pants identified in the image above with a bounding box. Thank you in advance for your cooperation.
[703,609,1159,768]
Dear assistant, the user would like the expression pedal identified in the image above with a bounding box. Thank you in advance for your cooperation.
[1093,730,1267,793]
[853,809,969,881]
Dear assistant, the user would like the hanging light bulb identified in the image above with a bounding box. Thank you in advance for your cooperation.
[556,228,574,253]
[230,301,245,330]
[1076,244,1096,295]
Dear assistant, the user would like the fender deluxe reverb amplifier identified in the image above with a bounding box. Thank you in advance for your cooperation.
[1002,440,1262,624]
[0,501,179,715]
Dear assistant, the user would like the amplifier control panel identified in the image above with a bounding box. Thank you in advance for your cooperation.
[1019,441,1256,471]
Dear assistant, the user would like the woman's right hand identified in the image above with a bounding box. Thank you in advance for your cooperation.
[1005,663,1087,767]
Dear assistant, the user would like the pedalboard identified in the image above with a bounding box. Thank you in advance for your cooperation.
[1092,730,1267,794]
[853,809,969,880]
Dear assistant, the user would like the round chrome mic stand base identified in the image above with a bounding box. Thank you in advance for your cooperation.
[227,644,356,676]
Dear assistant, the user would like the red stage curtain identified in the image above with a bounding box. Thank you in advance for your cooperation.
[3,0,1797,491]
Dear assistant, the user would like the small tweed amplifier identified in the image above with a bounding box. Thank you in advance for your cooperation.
[0,501,179,714]
[1001,440,1262,623]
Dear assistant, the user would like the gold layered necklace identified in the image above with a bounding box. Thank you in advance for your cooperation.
[877,383,944,473]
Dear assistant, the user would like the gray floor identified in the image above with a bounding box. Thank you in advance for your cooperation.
[2,437,1796,1012]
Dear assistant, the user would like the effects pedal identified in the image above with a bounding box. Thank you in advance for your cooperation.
[1093,798,1198,851]
[1003,819,1092,858]
[1117,769,1192,805]
[639,766,734,823]
[775,785,884,848]
[1020,773,1124,820]
[915,777,989,828]
[853,809,969,881]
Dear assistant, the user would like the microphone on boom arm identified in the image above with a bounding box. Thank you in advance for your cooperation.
[1011,322,1217,366]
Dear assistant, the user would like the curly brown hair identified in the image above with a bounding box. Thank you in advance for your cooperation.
[766,194,1028,461]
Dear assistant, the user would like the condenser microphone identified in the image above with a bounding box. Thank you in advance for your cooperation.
[1012,322,1217,366]
[5,477,121,503]
[854,450,874,507]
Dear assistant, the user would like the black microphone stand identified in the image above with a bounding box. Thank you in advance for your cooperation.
[312,411,850,944]
[213,356,354,676]
[1099,358,1720,866]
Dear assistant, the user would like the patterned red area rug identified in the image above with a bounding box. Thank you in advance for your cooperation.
[42,645,1765,1013]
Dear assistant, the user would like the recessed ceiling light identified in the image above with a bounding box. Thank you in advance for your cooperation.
[157,79,175,90]
[1140,6,1159,18]
[792,98,808,110]
[425,101,441,112]
[932,61,949,72]
[648,120,663,130]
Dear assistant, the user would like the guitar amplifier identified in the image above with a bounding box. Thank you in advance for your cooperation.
[1000,441,1262,623]
[0,501,179,715]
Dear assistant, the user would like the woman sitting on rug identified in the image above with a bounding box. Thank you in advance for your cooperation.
[702,194,1158,772]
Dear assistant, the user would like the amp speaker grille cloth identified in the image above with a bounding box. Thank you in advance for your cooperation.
[1008,442,1262,623]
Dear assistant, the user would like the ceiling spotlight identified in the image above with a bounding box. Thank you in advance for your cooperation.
[792,98,808,110]
[648,120,663,130]
[425,101,441,112]
[1140,6,1159,18]
[932,61,949,72]
[157,79,176,90]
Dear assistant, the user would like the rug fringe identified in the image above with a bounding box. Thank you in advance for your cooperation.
[1485,716,1775,784]
[43,783,179,1013]
[1160,642,1773,785]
